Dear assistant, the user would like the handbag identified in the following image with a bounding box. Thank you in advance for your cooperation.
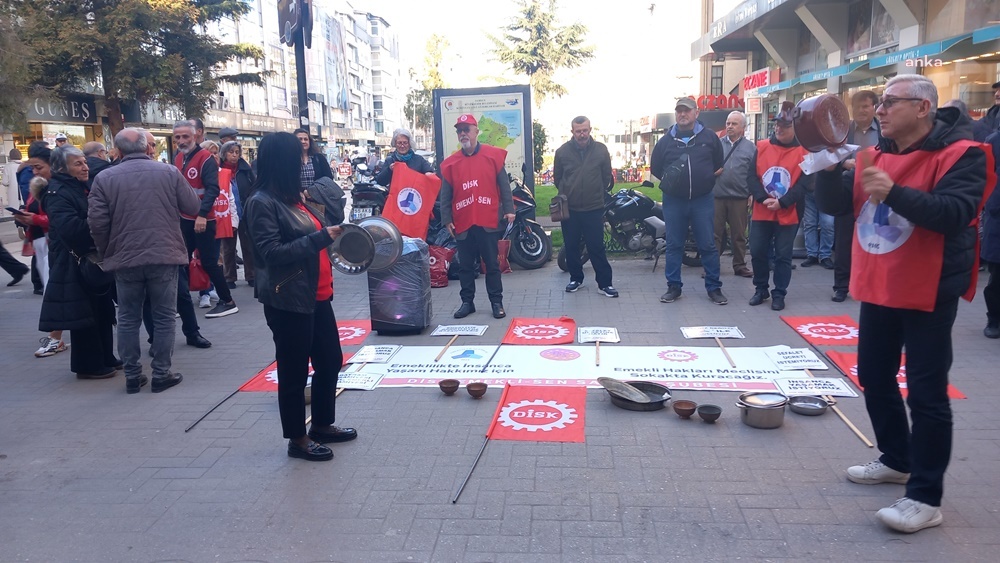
[549,194,569,222]
[73,250,114,293]
[21,239,34,257]
[189,250,211,292]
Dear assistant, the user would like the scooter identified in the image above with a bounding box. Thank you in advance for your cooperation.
[349,155,388,222]
[504,174,552,270]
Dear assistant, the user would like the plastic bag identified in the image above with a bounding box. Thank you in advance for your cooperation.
[428,245,455,288]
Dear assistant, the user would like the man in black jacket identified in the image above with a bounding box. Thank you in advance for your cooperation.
[815,75,989,534]
[82,142,111,187]
[650,97,727,305]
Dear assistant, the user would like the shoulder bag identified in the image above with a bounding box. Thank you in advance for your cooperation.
[549,194,569,222]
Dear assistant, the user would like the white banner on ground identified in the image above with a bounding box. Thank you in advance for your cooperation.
[348,345,401,364]
[764,348,829,370]
[775,377,858,398]
[577,327,621,343]
[680,326,746,339]
[430,324,489,337]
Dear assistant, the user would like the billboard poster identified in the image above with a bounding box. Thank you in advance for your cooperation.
[433,85,533,190]
[324,14,349,112]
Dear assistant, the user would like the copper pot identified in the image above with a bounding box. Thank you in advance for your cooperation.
[793,94,851,153]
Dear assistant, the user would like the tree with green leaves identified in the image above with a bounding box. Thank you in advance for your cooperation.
[532,120,547,172]
[489,0,594,107]
[10,0,265,134]
[406,34,449,144]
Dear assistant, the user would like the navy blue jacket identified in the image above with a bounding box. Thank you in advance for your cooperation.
[649,121,723,200]
[980,130,1000,263]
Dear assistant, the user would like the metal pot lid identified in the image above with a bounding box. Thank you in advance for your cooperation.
[738,392,788,408]
[357,216,403,271]
[330,223,375,275]
[598,377,651,403]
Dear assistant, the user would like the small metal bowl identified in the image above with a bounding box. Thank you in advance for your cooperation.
[697,404,722,423]
[788,395,836,416]
[439,379,460,396]
[466,382,488,399]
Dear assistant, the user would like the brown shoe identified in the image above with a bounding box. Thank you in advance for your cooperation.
[735,268,753,278]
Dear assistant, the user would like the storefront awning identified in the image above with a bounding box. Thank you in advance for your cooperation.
[868,33,973,69]
[798,61,870,85]
[973,25,1000,44]
[758,78,799,96]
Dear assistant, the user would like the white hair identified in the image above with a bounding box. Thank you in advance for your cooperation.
[727,111,747,127]
[885,75,938,112]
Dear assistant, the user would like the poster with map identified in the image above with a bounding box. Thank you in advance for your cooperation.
[433,85,534,188]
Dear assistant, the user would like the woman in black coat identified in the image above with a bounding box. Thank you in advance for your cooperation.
[375,127,434,187]
[293,128,333,188]
[39,146,119,379]
[245,132,357,462]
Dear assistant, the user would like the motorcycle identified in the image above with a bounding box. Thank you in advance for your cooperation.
[504,174,553,270]
[557,181,701,271]
[348,155,389,222]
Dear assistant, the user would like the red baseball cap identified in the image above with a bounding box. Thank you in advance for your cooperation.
[455,114,478,127]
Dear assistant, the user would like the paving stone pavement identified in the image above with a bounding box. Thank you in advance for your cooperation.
[2,226,999,562]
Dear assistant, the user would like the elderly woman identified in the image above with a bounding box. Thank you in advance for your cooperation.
[375,127,434,186]
[200,140,221,164]
[39,146,119,379]
[293,128,333,188]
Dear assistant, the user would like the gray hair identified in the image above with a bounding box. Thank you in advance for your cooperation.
[82,141,105,156]
[114,128,149,156]
[942,98,969,116]
[391,128,413,147]
[49,145,85,174]
[885,75,938,112]
[220,141,241,159]
[173,120,195,132]
[727,111,747,126]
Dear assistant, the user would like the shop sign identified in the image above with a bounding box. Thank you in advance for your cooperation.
[745,97,762,113]
[696,94,745,111]
[28,94,98,124]
[637,114,655,134]
[742,68,771,92]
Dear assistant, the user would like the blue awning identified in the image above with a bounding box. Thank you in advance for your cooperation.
[868,33,972,69]
[798,61,870,85]
[757,78,799,95]
[973,25,1000,44]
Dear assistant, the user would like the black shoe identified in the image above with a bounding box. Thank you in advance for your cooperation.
[205,301,239,318]
[151,373,183,393]
[76,369,117,380]
[707,289,728,305]
[749,290,770,306]
[598,286,619,298]
[454,302,475,318]
[227,281,237,289]
[492,302,506,319]
[308,426,358,444]
[33,288,44,295]
[660,286,682,303]
[6,271,26,286]
[801,256,819,267]
[247,279,255,288]
[126,375,149,394]
[985,323,1000,339]
[186,333,212,348]
[832,290,848,303]
[565,281,583,293]
[771,296,785,311]
[820,257,835,270]
[287,440,333,461]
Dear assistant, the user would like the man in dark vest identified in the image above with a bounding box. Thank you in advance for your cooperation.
[816,75,991,534]
[439,114,515,319]
[172,120,238,318]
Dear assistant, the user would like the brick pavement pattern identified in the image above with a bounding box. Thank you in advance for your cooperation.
[1,226,999,562]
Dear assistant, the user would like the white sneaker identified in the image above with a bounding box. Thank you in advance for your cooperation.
[198,294,211,308]
[847,460,910,485]
[876,497,943,533]
[209,289,219,303]
[35,337,67,358]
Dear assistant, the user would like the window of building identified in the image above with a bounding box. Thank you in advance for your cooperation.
[710,66,724,96]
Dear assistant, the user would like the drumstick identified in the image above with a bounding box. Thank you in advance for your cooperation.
[595,341,600,366]
[715,337,736,368]
[435,335,460,362]
[805,369,874,448]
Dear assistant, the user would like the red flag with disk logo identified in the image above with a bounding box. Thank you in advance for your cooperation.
[502,317,576,345]
[825,350,966,399]
[487,384,586,442]
[240,353,353,392]
[381,164,441,239]
[781,315,859,346]
[337,320,371,346]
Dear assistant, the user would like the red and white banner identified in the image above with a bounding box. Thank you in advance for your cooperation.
[338,320,372,346]
[826,350,966,400]
[781,315,859,346]
[502,317,576,345]
[487,384,586,443]
[240,353,354,392]
[381,164,442,240]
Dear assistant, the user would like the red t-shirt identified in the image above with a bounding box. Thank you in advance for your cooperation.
[296,203,333,301]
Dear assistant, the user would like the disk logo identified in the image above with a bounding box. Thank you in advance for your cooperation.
[539,348,580,361]
[498,399,577,432]
[451,348,486,360]
[512,324,571,340]
[187,168,198,179]
[658,349,698,362]
[338,326,367,342]
[796,323,858,340]
[397,188,422,215]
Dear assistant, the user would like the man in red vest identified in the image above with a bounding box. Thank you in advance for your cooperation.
[173,120,238,318]
[816,75,990,533]
[747,102,808,311]
[439,114,515,319]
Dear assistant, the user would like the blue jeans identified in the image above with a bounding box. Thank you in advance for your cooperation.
[749,221,797,298]
[116,265,179,380]
[802,192,833,259]
[663,192,721,291]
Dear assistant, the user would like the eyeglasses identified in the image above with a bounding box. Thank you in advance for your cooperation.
[455,126,472,133]
[878,97,924,109]
[395,140,410,146]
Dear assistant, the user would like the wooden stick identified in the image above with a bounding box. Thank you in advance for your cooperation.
[715,337,736,368]
[804,369,874,448]
[595,341,601,366]
[435,335,460,362]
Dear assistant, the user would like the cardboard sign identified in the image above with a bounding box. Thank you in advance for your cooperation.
[577,327,621,343]
[430,324,489,337]
[348,345,401,364]
[680,326,745,339]
[765,348,828,370]
[774,377,858,398]
[337,320,372,346]
[487,385,586,443]
[336,370,384,391]
[781,315,859,346]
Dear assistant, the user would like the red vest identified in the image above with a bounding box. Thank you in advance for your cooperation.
[440,144,507,233]
[753,140,804,226]
[382,163,442,240]
[850,141,991,311]
[175,147,215,220]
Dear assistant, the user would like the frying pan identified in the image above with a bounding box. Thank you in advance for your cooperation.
[793,94,851,153]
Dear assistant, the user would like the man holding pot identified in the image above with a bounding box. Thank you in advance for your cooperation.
[815,75,992,533]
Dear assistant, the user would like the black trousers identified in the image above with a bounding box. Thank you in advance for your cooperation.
[985,261,1000,324]
[181,219,233,303]
[833,214,854,292]
[264,300,343,439]
[143,265,200,341]
[457,226,502,304]
[0,245,30,280]
[70,292,118,375]
[858,298,958,506]
[562,208,612,288]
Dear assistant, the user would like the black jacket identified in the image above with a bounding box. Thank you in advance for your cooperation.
[232,158,256,203]
[244,189,335,314]
[649,120,724,200]
[305,177,346,226]
[375,152,434,186]
[310,154,334,182]
[975,105,1000,142]
[86,156,111,188]
[980,131,1000,263]
[815,106,988,304]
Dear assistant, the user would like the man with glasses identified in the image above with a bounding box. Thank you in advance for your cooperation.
[82,142,111,187]
[816,75,991,533]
